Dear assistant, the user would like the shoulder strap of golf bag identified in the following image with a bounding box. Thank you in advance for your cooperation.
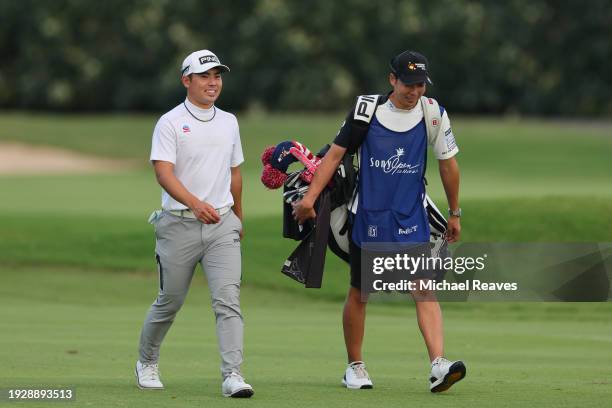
[421,96,443,153]
[346,95,384,214]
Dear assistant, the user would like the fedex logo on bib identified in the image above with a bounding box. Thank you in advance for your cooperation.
[398,225,418,235]
[369,148,420,175]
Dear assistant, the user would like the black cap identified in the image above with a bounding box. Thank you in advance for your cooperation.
[390,50,433,85]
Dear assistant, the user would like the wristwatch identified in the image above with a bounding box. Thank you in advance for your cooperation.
[448,208,462,218]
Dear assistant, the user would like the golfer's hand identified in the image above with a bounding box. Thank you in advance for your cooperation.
[191,201,221,224]
[445,216,461,243]
[292,198,316,225]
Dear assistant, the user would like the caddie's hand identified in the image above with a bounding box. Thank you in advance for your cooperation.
[191,201,221,224]
[292,198,316,225]
[445,216,461,243]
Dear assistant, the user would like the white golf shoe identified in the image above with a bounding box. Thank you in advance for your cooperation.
[135,360,164,390]
[222,372,254,398]
[342,361,373,389]
[429,357,466,392]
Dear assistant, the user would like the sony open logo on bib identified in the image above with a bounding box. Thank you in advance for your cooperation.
[369,148,420,175]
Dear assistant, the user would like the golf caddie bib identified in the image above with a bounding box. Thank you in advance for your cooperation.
[352,115,430,246]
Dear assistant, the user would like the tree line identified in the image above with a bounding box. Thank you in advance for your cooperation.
[1,0,610,116]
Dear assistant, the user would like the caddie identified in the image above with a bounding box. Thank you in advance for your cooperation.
[135,49,254,398]
[293,50,466,392]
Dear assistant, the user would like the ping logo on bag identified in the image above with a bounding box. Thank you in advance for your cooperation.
[355,95,378,121]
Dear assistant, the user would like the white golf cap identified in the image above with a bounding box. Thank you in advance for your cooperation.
[181,49,230,76]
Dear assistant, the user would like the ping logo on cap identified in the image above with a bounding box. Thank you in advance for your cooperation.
[199,55,220,65]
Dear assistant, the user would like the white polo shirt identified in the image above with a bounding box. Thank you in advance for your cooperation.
[150,98,244,210]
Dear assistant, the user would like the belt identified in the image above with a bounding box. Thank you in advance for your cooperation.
[167,206,231,219]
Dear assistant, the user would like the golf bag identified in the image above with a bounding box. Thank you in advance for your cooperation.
[262,95,450,287]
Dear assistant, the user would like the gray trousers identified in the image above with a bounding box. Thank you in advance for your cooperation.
[139,210,243,378]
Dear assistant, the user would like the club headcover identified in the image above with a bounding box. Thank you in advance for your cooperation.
[261,145,288,189]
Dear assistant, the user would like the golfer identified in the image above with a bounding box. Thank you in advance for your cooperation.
[135,49,254,398]
[293,50,466,392]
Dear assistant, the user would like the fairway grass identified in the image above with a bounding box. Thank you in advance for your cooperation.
[1,267,611,408]
[1,113,611,201]
[1,195,611,302]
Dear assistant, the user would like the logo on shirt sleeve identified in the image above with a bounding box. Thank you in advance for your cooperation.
[444,127,457,151]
